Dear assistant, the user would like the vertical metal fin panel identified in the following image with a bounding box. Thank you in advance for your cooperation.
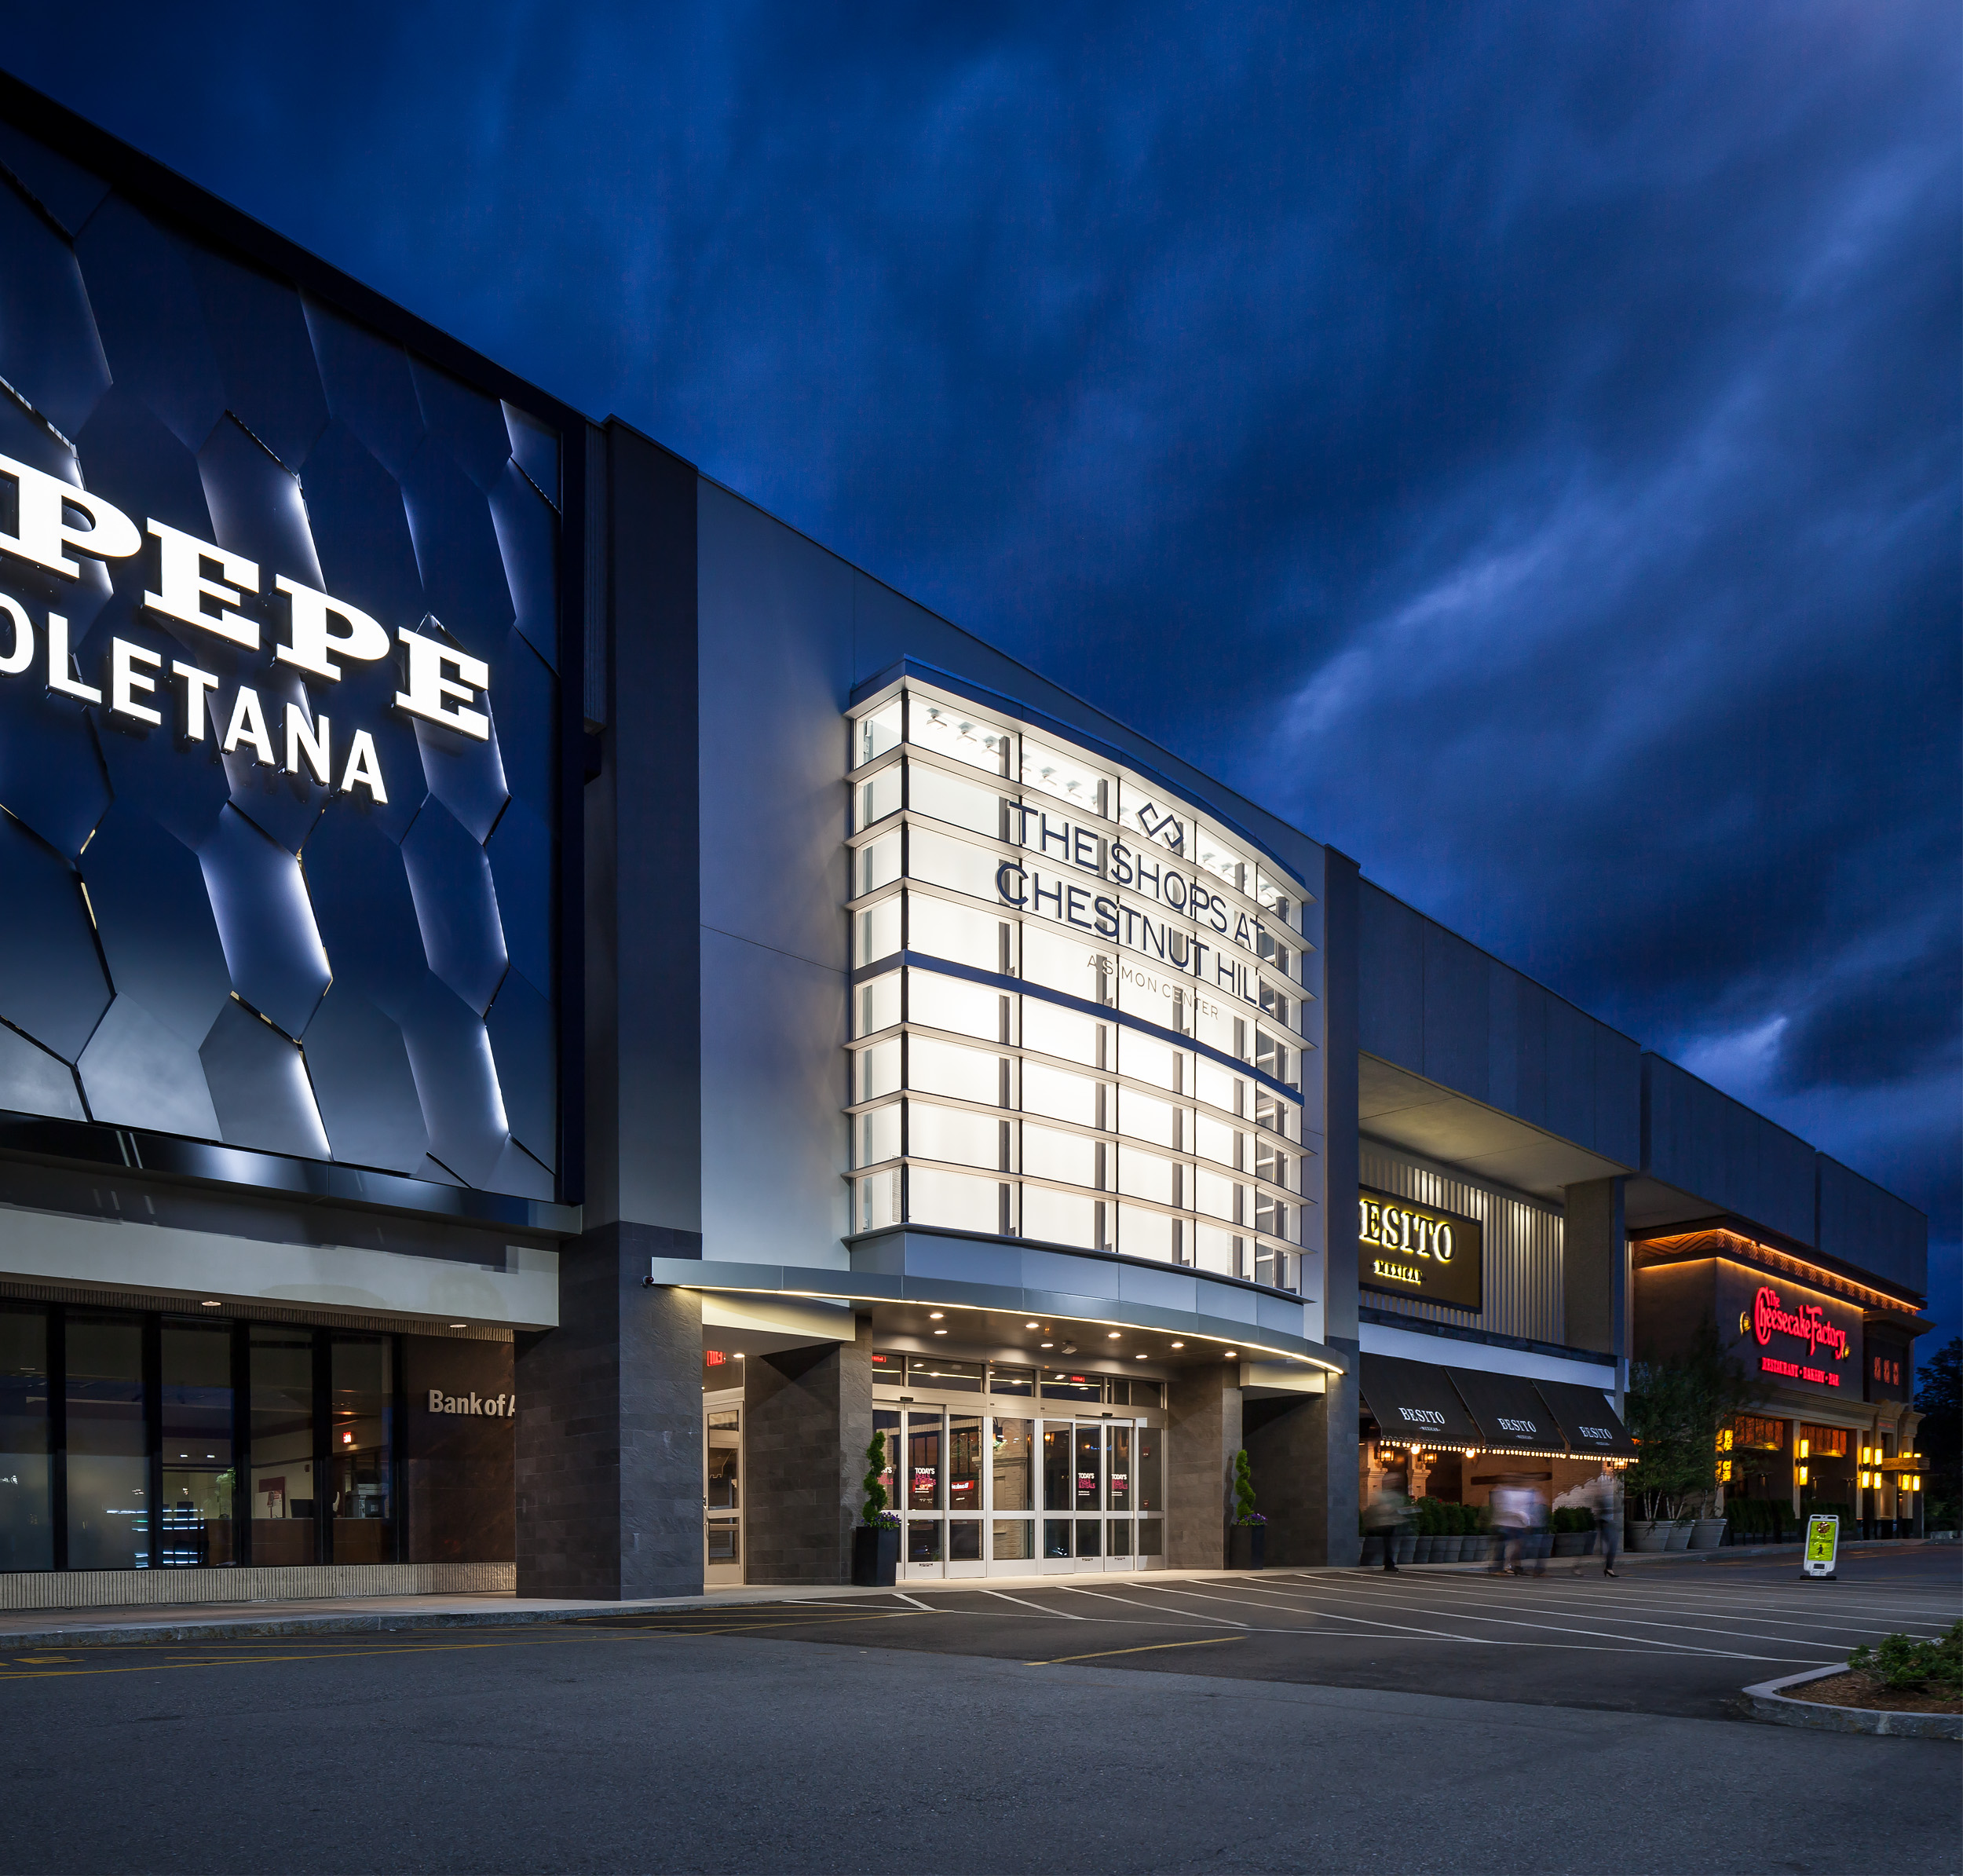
[1360,1146,1563,1344]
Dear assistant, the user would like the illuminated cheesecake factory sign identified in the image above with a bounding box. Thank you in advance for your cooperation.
[1713,1261,1861,1396]
[1358,1190,1482,1311]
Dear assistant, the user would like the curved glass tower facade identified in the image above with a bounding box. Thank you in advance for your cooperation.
[844,678,1325,1302]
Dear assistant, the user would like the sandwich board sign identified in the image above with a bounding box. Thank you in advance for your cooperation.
[1803,1513,1840,1578]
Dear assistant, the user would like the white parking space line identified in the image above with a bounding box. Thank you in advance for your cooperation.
[1161,1579,1828,1662]
[1056,1585,1246,1626]
[1252,1578,1939,1648]
[979,1589,1085,1619]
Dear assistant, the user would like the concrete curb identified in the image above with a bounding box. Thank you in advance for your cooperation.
[1741,1663,1963,1740]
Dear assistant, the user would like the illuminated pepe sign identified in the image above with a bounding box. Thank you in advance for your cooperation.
[1358,1190,1482,1311]
[0,452,492,799]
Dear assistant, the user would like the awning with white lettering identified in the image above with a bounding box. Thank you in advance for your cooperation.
[1447,1368,1563,1455]
[1358,1355,1483,1450]
[1531,1380,1639,1460]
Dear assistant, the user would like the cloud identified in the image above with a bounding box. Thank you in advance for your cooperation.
[4,2,1954,1311]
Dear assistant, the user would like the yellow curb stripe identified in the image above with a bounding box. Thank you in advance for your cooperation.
[1026,1636,1242,1667]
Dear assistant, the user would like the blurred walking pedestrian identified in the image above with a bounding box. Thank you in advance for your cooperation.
[1592,1468,1621,1578]
[1364,1478,1410,1572]
[1490,1476,1544,1575]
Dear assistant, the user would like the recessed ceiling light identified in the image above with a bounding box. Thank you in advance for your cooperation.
[933,1329,947,1336]
[1170,1340,1184,1349]
[449,1322,466,1329]
[1040,1342,1054,1348]
[1135,1353,1147,1360]
[929,1311,945,1320]
[1223,1350,1237,1359]
[201,1300,221,1307]
[1106,1332,1121,1340]
[1025,1321,1040,1329]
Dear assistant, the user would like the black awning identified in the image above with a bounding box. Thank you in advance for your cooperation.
[1447,1368,1563,1454]
[1358,1355,1483,1450]
[1532,1380,1639,1459]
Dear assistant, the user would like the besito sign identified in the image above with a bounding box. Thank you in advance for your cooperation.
[1358,1188,1483,1311]
[0,452,492,803]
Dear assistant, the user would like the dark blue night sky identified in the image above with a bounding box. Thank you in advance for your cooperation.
[8,5,1956,1337]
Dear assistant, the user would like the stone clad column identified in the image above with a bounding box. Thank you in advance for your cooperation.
[741,1316,873,1585]
[1166,1366,1242,1568]
[514,1234,704,1600]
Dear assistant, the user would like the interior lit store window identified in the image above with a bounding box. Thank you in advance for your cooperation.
[846,683,1319,1294]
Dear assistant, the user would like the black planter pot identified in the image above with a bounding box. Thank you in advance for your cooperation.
[852,1525,900,1587]
[1228,1524,1267,1571]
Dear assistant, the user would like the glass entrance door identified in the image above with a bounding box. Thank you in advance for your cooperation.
[905,1405,1165,1579]
[704,1392,742,1587]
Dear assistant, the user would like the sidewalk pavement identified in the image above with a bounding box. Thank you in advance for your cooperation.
[0,1540,1939,1653]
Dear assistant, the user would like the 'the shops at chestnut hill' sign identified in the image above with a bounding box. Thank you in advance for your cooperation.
[1358,1190,1483,1311]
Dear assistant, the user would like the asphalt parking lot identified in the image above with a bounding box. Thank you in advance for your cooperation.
[0,1549,1954,1875]
[561,1545,1959,1721]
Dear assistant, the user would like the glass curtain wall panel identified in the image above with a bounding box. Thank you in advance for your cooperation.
[65,1315,148,1571]
[250,1327,316,1567]
[329,1337,396,1563]
[159,1322,235,1567]
[0,1308,52,1571]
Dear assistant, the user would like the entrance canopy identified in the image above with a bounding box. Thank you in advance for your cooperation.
[1447,1368,1563,1456]
[1358,1355,1482,1450]
[1531,1380,1639,1459]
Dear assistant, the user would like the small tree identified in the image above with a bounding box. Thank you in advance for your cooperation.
[1231,1448,1261,1526]
[860,1430,895,1527]
[1626,1322,1757,1520]
[1915,1337,1961,1530]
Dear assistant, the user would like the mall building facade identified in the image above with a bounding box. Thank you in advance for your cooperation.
[0,79,1932,1610]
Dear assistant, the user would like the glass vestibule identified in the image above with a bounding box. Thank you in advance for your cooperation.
[897,1403,1165,1580]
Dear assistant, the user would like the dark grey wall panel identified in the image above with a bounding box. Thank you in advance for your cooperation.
[1358,880,1640,1164]
[1421,922,1489,1100]
[1358,882,1424,1072]
[1640,1054,1815,1245]
[1817,1155,1928,1297]
[586,426,698,1235]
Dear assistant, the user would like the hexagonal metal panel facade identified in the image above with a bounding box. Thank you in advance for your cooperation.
[0,121,561,1201]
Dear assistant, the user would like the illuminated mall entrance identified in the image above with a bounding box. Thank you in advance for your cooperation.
[879,1404,1167,1580]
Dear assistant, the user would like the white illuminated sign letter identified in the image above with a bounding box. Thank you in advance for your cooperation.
[110,638,163,726]
[0,594,31,675]
[0,452,141,578]
[339,728,388,803]
[274,575,391,681]
[395,629,489,741]
[144,520,260,649]
[46,613,101,703]
[222,685,276,766]
[283,703,331,784]
[172,662,220,741]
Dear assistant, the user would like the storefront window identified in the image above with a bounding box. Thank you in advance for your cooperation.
[160,1322,234,1567]
[1735,1415,1785,1451]
[949,1414,983,1512]
[906,1410,943,1510]
[992,1420,1033,1508]
[250,1327,316,1568]
[66,1315,148,1571]
[0,1307,52,1572]
[330,1337,395,1564]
